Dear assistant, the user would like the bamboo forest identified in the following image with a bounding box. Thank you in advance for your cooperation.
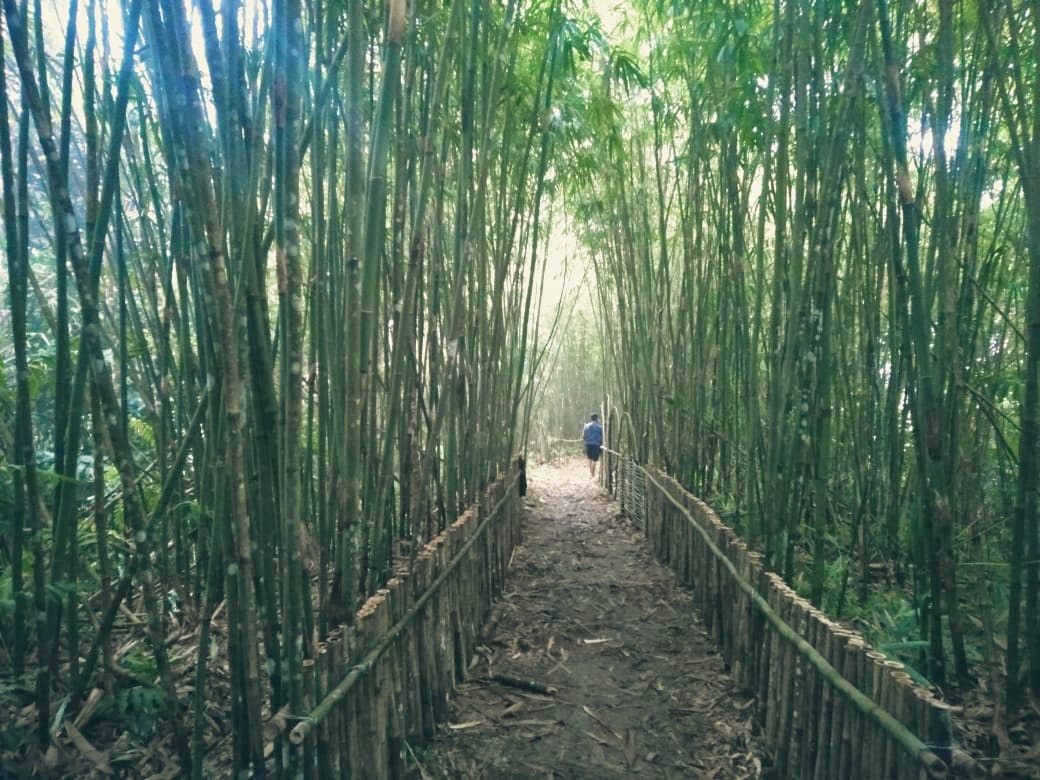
[2,0,1040,776]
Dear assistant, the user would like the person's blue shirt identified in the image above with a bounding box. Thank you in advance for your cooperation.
[583,419,603,447]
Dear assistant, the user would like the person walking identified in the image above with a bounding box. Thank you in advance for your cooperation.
[582,413,604,478]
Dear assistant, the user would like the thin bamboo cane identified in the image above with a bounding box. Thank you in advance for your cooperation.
[730,539,746,687]
[433,539,452,722]
[785,599,808,778]
[858,649,881,777]
[314,644,332,779]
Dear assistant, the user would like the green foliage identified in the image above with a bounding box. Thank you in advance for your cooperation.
[0,568,15,624]
[119,648,158,681]
[854,590,937,686]
[101,684,166,740]
[856,590,922,648]
[608,48,648,93]
[530,309,605,446]
[0,465,13,544]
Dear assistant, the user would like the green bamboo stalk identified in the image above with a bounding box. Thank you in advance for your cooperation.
[0,7,39,685]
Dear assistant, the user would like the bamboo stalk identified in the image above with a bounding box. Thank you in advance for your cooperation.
[374,590,392,780]
[368,596,388,780]
[731,542,748,688]
[447,524,466,685]
[866,650,889,777]
[824,638,846,779]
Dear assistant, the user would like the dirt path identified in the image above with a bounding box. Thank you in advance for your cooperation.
[409,460,769,779]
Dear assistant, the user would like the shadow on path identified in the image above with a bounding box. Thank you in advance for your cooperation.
[409,460,770,779]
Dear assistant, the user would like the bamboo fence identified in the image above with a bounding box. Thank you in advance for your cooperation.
[272,468,523,777]
[602,447,960,780]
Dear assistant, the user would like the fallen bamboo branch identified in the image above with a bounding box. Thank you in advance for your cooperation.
[490,671,557,696]
[582,704,623,741]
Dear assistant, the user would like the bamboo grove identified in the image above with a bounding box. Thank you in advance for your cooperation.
[549,0,1040,721]
[0,0,573,774]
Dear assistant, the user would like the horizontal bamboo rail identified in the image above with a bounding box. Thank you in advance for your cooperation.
[602,447,959,780]
[272,468,523,776]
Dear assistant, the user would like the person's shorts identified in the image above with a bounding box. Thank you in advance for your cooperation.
[585,444,602,461]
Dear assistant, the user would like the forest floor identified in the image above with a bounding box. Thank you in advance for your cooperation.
[408,459,769,779]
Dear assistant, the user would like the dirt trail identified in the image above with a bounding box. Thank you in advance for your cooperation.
[410,459,769,779]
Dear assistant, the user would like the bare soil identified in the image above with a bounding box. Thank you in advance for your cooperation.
[408,459,770,779]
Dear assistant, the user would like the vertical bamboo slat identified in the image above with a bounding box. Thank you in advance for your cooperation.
[884,666,912,778]
[865,650,888,778]
[802,607,820,777]
[313,645,333,779]
[302,658,318,780]
[385,579,405,776]
[325,635,344,777]
[371,592,391,780]
[415,550,436,738]
[812,636,835,780]
[774,586,797,774]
